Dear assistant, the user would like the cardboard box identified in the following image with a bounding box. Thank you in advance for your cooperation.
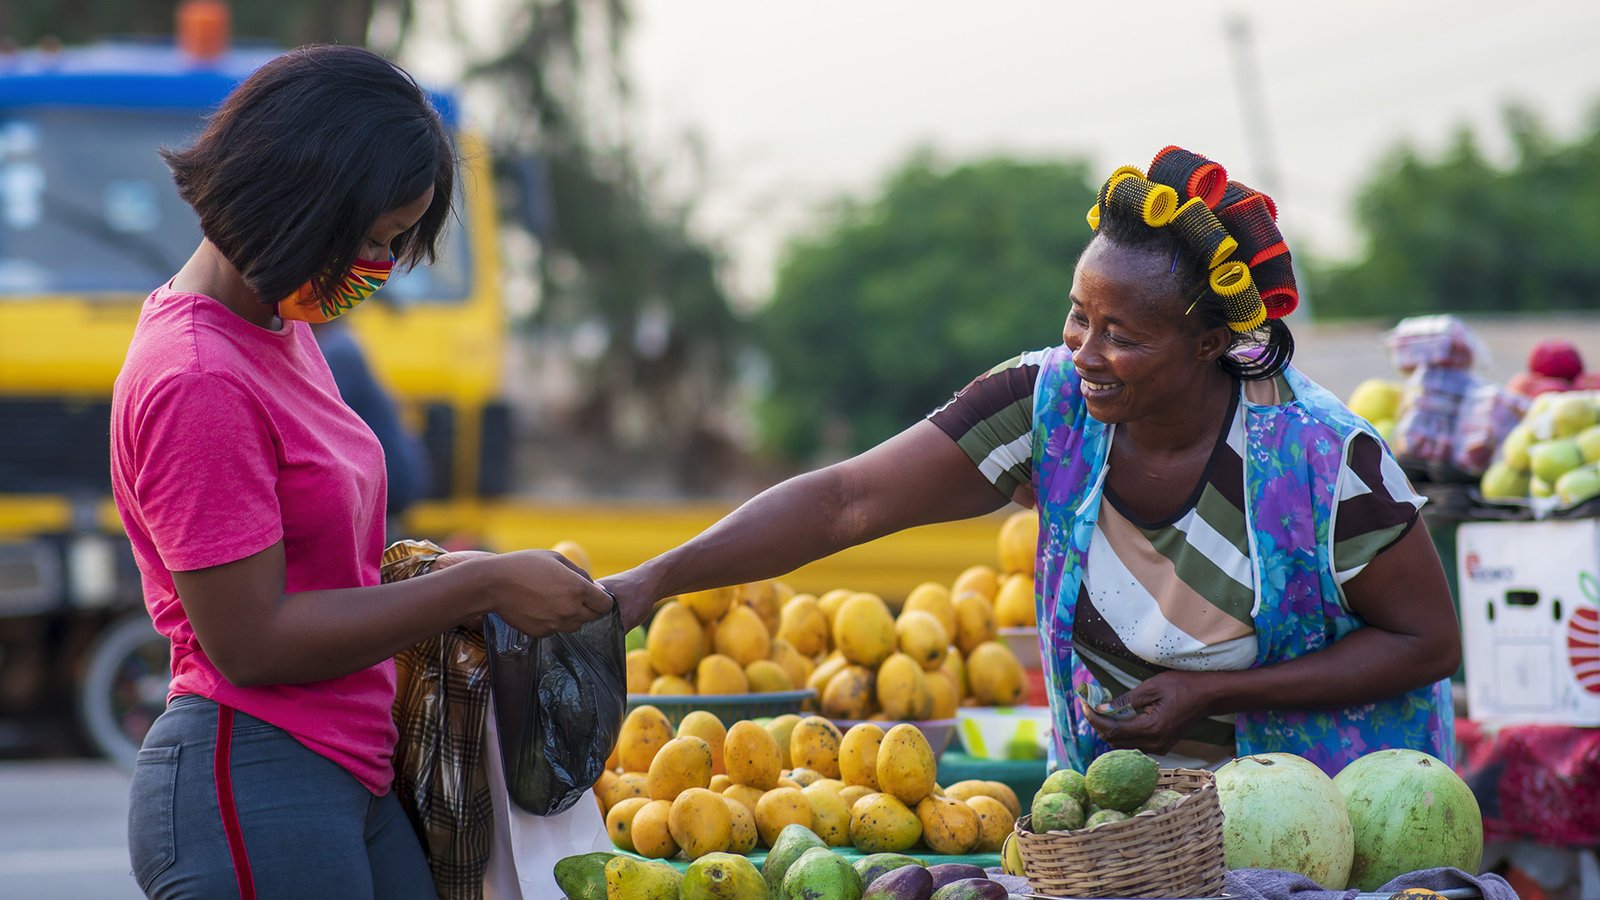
[1457,518,1600,726]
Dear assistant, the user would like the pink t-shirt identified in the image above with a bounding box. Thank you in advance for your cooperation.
[110,285,397,795]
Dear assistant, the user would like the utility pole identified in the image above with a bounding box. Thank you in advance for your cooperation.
[1225,14,1315,323]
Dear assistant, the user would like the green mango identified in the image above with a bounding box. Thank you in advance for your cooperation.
[682,851,767,899]
[552,851,615,900]
[852,852,926,890]
[781,846,862,900]
[603,856,681,900]
[762,822,828,895]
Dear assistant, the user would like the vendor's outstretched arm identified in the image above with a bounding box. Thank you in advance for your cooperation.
[1089,522,1463,753]
[604,420,1008,628]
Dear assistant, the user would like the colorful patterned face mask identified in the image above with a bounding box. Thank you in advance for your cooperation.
[277,256,393,323]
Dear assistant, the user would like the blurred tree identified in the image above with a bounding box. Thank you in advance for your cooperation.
[1312,103,1600,319]
[463,0,744,487]
[758,154,1098,462]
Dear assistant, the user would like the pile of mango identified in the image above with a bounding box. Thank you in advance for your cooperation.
[558,837,1011,900]
[630,510,1040,715]
[596,709,1022,862]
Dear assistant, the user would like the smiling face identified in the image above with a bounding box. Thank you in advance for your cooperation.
[1063,238,1232,425]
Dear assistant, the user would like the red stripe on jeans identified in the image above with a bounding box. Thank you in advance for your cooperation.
[214,706,257,900]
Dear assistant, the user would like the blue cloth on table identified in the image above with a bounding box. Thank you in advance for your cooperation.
[1224,866,1516,900]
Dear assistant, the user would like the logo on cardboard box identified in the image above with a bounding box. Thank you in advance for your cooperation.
[1463,552,1515,583]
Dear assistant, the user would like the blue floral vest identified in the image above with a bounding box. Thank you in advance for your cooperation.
[1029,345,1454,776]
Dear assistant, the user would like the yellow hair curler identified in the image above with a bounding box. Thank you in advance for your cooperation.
[1209,260,1254,298]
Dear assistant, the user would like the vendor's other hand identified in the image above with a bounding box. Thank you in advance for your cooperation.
[473,550,613,636]
[433,549,494,571]
[1082,671,1213,755]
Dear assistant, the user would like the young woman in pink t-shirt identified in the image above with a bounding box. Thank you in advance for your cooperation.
[110,46,613,899]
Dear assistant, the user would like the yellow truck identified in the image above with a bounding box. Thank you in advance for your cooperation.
[0,34,1003,767]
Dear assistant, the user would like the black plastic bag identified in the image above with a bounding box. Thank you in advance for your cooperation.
[483,603,627,816]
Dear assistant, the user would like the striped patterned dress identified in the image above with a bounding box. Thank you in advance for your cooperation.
[929,352,1422,766]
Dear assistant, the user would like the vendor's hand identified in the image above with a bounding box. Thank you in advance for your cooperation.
[599,570,661,631]
[1082,671,1215,755]
[469,550,614,636]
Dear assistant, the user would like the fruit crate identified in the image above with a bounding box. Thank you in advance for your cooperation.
[624,689,815,728]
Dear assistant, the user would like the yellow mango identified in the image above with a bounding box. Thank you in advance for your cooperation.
[678,586,736,623]
[876,723,936,807]
[595,770,619,812]
[618,706,674,774]
[940,648,968,698]
[894,610,951,671]
[996,509,1039,577]
[966,794,1015,852]
[849,792,922,853]
[645,601,705,677]
[822,665,876,720]
[721,783,765,818]
[735,581,782,635]
[944,780,1022,818]
[807,653,850,697]
[834,595,897,668]
[754,787,813,847]
[917,794,981,854]
[839,784,874,811]
[646,735,713,802]
[610,772,649,807]
[695,654,749,695]
[903,582,956,640]
[838,723,885,791]
[785,766,822,788]
[768,639,815,691]
[709,773,732,793]
[816,588,854,626]
[669,787,732,860]
[953,593,997,656]
[724,797,759,854]
[713,604,771,668]
[724,720,782,790]
[764,714,802,770]
[876,653,934,721]
[630,799,678,858]
[789,715,844,779]
[803,782,854,847]
[605,795,651,852]
[745,659,794,693]
[625,649,655,694]
[966,640,1026,705]
[809,778,844,795]
[994,573,1037,629]
[677,710,727,775]
[777,595,831,658]
[926,670,960,720]
[648,674,695,696]
[952,564,1000,602]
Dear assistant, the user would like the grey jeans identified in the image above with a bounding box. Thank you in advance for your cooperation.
[127,694,434,899]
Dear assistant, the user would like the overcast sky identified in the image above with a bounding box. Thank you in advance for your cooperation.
[619,0,1600,303]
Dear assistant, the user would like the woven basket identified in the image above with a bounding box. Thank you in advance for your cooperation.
[1015,768,1226,899]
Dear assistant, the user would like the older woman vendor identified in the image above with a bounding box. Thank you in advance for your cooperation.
[607,146,1459,775]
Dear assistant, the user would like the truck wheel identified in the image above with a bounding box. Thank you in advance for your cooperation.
[79,613,169,770]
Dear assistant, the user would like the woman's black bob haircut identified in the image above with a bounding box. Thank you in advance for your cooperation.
[161,44,456,306]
